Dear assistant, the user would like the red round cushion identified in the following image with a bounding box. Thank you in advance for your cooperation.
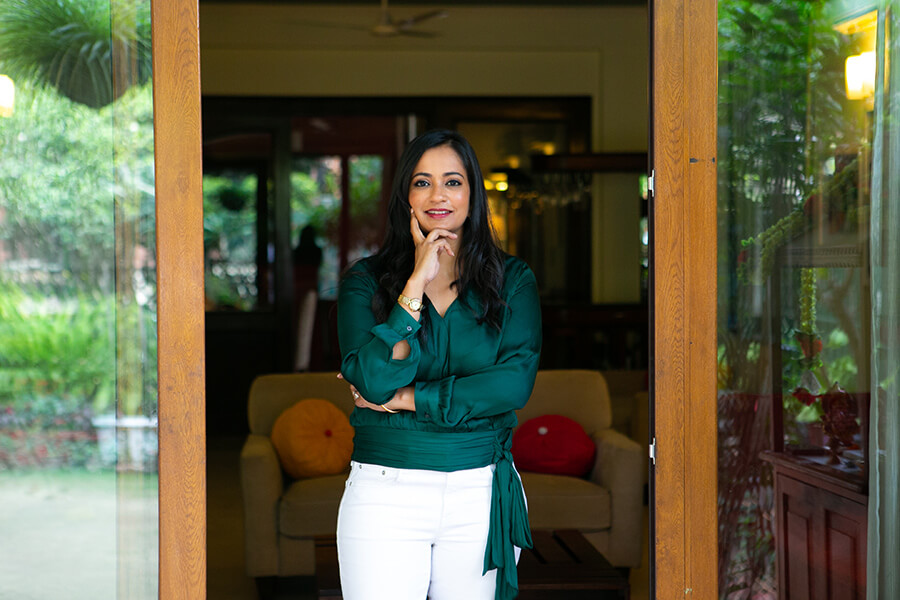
[512,415,596,477]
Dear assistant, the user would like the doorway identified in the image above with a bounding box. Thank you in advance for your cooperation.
[199,2,653,599]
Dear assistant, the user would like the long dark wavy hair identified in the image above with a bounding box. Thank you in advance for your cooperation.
[364,129,506,330]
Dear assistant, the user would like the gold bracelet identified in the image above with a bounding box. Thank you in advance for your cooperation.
[382,404,399,414]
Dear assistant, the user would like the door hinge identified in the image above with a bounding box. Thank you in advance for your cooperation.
[649,437,657,466]
[647,169,655,197]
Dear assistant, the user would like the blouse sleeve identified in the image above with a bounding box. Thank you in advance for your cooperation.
[337,265,422,405]
[413,265,542,428]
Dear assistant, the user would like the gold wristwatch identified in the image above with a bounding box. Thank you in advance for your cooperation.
[398,294,424,312]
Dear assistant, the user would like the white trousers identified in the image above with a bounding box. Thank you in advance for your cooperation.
[336,461,510,600]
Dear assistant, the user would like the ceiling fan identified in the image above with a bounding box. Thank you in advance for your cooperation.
[295,0,448,38]
[369,0,448,37]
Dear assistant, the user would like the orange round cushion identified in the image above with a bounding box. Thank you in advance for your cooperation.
[271,399,355,478]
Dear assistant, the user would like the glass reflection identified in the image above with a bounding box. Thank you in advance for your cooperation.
[0,1,157,598]
[204,167,264,312]
[348,155,385,267]
[718,0,886,597]
[292,155,342,299]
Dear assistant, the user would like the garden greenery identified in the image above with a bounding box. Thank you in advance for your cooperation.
[0,0,156,469]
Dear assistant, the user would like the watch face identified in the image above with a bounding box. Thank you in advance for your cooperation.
[399,295,423,311]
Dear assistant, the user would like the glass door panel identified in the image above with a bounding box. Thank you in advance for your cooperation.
[289,152,388,372]
[292,155,342,299]
[203,164,270,312]
[348,154,386,266]
[0,0,158,597]
[717,0,899,596]
[290,154,387,299]
[869,5,900,596]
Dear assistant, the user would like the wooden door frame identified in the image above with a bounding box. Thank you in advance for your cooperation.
[147,0,720,596]
[152,0,206,598]
[651,0,718,597]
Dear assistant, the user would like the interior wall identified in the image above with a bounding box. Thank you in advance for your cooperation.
[199,3,649,302]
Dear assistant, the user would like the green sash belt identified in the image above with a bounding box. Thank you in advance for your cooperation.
[352,427,533,600]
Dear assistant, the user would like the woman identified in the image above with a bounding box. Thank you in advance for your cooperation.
[336,129,541,600]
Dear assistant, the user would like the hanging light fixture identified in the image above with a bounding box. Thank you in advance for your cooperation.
[0,75,14,117]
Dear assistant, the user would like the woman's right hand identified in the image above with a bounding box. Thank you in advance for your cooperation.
[339,373,413,413]
[409,209,456,287]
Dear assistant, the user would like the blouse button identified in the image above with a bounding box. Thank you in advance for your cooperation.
[406,326,412,331]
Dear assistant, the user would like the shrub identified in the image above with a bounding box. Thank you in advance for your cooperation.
[0,284,115,415]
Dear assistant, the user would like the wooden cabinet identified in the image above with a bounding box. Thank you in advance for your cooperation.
[765,453,867,600]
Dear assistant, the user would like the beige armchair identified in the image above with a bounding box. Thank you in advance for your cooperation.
[514,370,644,569]
[240,369,644,580]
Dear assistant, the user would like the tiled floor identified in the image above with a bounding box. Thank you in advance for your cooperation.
[207,435,651,600]
[207,436,261,600]
[208,435,318,600]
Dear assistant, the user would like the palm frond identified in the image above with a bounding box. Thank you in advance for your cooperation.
[0,0,151,108]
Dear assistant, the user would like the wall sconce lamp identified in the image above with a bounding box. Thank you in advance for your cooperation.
[845,51,875,100]
[0,75,14,117]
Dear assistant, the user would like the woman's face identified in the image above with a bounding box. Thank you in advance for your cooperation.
[408,145,471,236]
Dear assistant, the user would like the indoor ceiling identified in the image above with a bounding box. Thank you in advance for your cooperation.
[200,2,646,51]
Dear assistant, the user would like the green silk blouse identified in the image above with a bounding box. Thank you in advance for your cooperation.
[336,254,542,600]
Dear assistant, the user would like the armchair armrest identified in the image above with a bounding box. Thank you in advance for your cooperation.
[590,427,644,568]
[240,434,285,576]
